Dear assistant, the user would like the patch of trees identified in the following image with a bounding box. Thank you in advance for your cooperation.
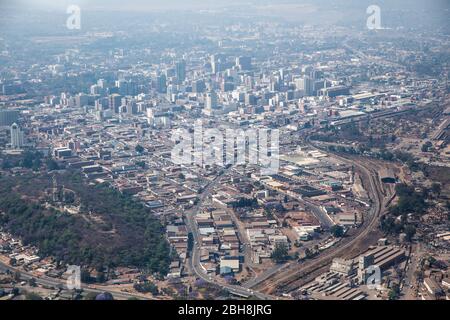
[0,173,171,275]
[271,243,289,264]
[232,197,258,209]
[389,184,426,215]
[1,150,42,170]
[1,150,63,172]
[134,281,159,295]
[330,225,344,238]
[380,184,425,241]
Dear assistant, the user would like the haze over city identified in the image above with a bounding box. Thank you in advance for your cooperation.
[0,0,449,307]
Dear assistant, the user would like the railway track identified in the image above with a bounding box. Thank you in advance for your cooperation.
[252,143,390,295]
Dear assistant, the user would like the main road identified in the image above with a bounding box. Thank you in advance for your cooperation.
[0,260,155,300]
[183,165,274,300]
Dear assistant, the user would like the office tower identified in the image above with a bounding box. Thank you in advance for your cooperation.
[211,54,225,74]
[10,123,24,149]
[236,56,252,71]
[287,90,294,100]
[90,84,103,95]
[270,79,280,92]
[176,60,186,84]
[165,68,176,78]
[296,76,313,96]
[167,84,178,103]
[127,80,138,96]
[221,81,234,92]
[0,110,19,126]
[97,79,107,88]
[75,93,89,108]
[206,91,218,110]
[108,94,123,114]
[279,68,285,81]
[310,69,323,80]
[313,80,325,95]
[245,93,257,106]
[156,74,167,93]
[192,79,206,93]
[126,99,138,115]
[116,79,129,96]
[302,65,314,75]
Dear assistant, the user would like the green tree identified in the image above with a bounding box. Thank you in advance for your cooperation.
[25,292,43,300]
[431,183,441,197]
[330,225,344,238]
[135,144,144,154]
[421,141,432,152]
[46,159,59,171]
[388,283,400,300]
[134,281,159,296]
[271,243,289,264]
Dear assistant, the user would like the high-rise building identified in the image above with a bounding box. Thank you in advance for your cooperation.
[0,110,19,126]
[156,74,167,93]
[245,93,257,106]
[236,56,252,71]
[10,123,24,149]
[221,81,234,92]
[126,99,138,115]
[108,94,123,114]
[176,60,186,84]
[116,79,129,96]
[295,76,313,96]
[75,93,89,108]
[192,79,206,93]
[211,54,225,74]
[206,91,218,110]
[97,79,107,88]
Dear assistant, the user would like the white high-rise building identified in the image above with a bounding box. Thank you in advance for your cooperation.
[10,123,24,149]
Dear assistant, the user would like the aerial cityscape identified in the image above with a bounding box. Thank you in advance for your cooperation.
[0,0,449,304]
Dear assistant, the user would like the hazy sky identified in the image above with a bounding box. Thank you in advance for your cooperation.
[4,0,448,12]
[1,0,448,31]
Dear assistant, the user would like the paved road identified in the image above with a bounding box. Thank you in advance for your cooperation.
[0,261,153,300]
[183,166,273,300]
[400,244,422,300]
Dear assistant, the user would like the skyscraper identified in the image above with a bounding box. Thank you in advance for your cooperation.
[108,94,123,114]
[236,56,252,71]
[206,90,218,110]
[156,74,167,93]
[0,110,19,126]
[211,54,225,74]
[176,60,186,84]
[296,76,313,96]
[192,79,206,93]
[10,123,24,149]
[75,93,89,108]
